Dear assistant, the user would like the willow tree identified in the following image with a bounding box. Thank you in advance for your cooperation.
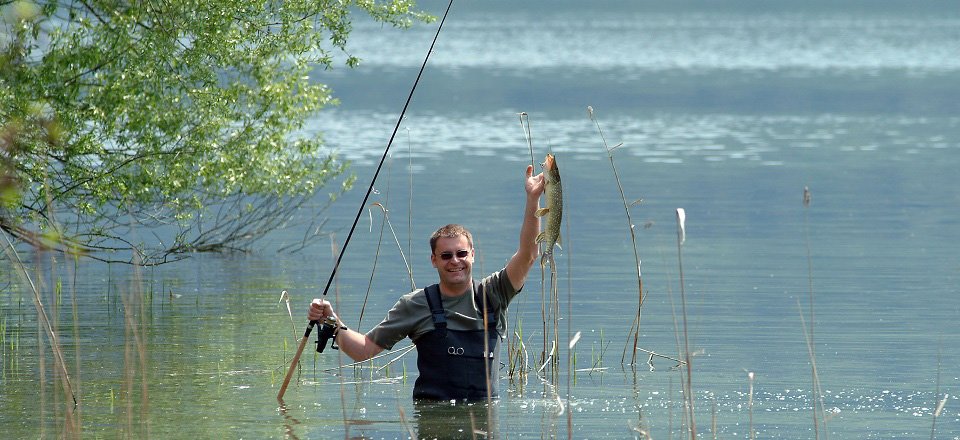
[0,0,430,264]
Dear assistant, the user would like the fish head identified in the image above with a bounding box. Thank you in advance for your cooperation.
[542,153,556,171]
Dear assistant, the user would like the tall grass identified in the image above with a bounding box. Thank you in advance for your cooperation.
[564,209,575,439]
[361,201,416,326]
[930,342,946,439]
[120,253,151,438]
[675,208,697,440]
[2,232,79,436]
[0,234,78,398]
[66,253,80,430]
[587,106,646,366]
[748,371,756,440]
[801,186,828,438]
[538,264,562,382]
[507,320,530,388]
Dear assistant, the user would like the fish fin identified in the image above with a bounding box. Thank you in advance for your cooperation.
[535,231,545,244]
[535,207,550,217]
[556,234,562,250]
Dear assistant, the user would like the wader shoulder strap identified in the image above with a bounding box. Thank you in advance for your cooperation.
[425,281,494,336]
[423,284,447,338]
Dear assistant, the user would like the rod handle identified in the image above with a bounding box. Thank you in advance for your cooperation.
[277,320,319,400]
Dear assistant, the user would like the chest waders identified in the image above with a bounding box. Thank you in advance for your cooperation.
[412,282,499,401]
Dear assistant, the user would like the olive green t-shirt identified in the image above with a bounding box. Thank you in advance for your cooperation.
[367,269,519,350]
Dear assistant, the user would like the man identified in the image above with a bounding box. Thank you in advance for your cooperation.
[308,163,544,400]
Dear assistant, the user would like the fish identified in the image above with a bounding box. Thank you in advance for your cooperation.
[535,153,562,267]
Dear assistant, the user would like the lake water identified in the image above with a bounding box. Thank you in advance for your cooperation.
[3,1,959,438]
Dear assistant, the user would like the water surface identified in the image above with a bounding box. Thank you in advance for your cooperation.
[2,1,959,438]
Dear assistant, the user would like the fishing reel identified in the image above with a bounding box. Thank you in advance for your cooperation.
[315,316,340,353]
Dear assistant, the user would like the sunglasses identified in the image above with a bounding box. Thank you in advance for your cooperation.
[437,249,471,260]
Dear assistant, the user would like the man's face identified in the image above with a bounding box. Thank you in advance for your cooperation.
[430,235,474,290]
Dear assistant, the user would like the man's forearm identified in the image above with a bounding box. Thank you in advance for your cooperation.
[335,328,384,362]
[505,193,541,290]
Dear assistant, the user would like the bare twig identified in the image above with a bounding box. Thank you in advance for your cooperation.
[588,106,645,365]
[1,230,78,410]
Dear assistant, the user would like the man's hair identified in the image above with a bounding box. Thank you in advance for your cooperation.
[429,224,473,253]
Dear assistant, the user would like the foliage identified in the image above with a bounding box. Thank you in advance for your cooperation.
[0,0,431,264]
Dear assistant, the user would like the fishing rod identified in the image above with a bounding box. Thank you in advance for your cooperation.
[278,0,455,401]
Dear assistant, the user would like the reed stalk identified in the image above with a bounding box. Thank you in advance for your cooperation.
[38,265,48,440]
[2,231,78,423]
[566,231,574,405]
[548,263,560,381]
[748,371,755,440]
[68,253,81,430]
[338,153,417,397]
[507,318,526,379]
[371,345,417,372]
[711,398,718,440]
[479,281,496,437]
[358,156,391,328]
[508,325,530,387]
[802,186,828,438]
[665,257,688,435]
[539,267,549,368]
[566,327,581,439]
[590,329,606,371]
[668,377,675,438]
[35,181,83,438]
[319,344,417,372]
[675,208,697,440]
[587,106,645,365]
[636,347,686,369]
[796,300,825,439]
[929,343,945,439]
[519,112,534,168]
[278,290,297,339]
[121,251,151,438]
[398,406,418,440]
[371,203,416,290]
[360,201,416,328]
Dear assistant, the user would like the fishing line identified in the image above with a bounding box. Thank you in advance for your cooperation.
[278,0,454,401]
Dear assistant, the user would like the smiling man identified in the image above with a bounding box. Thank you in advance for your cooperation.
[308,163,544,401]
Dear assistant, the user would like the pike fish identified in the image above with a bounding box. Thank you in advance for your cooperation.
[535,153,563,267]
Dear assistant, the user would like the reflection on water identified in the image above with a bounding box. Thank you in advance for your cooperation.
[414,400,495,440]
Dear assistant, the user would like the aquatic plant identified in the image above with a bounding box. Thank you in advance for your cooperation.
[587,106,647,366]
[748,371,756,440]
[1,232,78,430]
[800,185,828,438]
[675,207,697,440]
